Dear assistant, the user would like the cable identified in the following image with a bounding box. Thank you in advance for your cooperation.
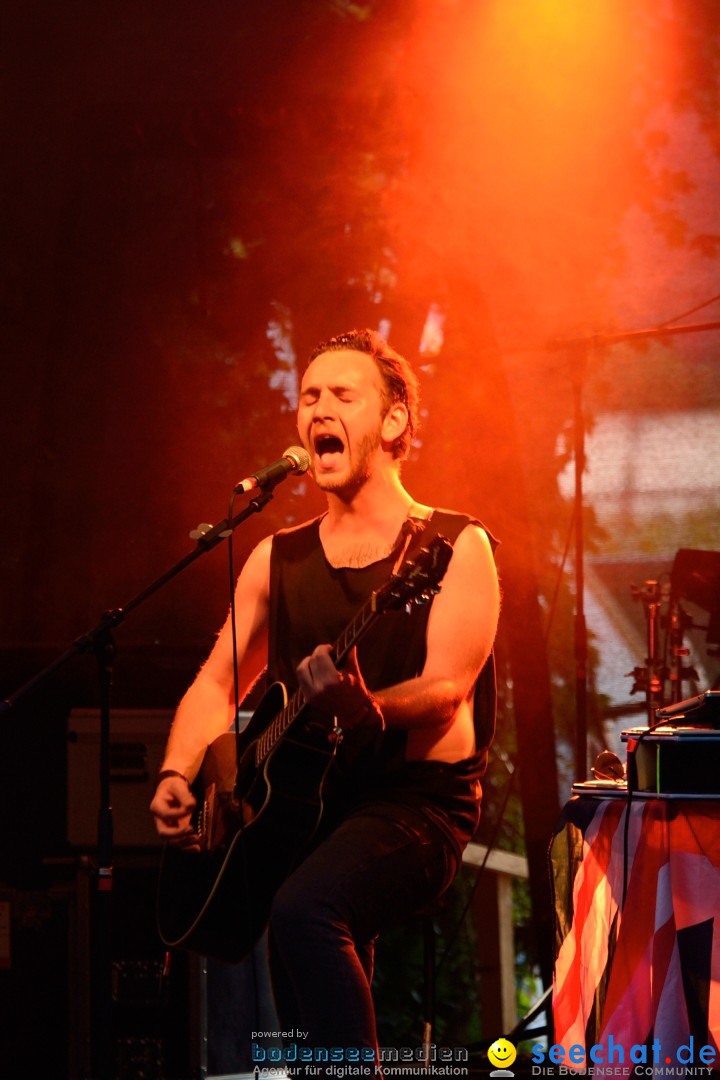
[655,291,720,330]
[225,493,262,1030]
[227,491,242,736]
[544,509,576,647]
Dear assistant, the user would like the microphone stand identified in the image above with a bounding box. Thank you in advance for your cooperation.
[0,482,281,1080]
[570,343,589,783]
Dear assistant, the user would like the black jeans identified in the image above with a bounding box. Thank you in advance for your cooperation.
[267,802,459,1076]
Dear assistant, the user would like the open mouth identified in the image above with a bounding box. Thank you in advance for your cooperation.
[314,433,345,465]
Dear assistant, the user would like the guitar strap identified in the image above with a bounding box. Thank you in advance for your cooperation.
[399,506,481,562]
[388,514,425,576]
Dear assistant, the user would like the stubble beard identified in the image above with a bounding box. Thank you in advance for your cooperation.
[313,427,383,498]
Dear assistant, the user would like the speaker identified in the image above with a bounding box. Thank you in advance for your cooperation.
[0,871,81,1076]
[0,856,200,1078]
[96,858,198,1079]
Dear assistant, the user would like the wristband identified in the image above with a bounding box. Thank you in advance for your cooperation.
[158,769,190,786]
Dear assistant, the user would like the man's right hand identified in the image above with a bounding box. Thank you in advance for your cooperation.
[150,775,201,852]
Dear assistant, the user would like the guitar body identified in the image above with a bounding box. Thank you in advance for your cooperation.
[157,682,338,962]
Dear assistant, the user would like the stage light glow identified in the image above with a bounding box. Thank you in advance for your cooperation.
[384,0,676,346]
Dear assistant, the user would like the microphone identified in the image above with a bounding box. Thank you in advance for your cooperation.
[234,445,311,494]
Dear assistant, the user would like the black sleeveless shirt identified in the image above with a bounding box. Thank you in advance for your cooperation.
[267,508,498,856]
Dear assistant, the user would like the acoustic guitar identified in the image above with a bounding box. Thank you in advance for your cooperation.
[156,535,452,962]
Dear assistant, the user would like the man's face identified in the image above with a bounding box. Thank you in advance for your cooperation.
[297,348,391,495]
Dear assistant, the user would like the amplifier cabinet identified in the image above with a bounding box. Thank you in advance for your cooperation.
[67,709,173,847]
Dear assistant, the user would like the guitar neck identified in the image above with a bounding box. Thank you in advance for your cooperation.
[254,594,380,765]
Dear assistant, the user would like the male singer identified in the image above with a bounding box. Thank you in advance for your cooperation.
[150,329,500,1071]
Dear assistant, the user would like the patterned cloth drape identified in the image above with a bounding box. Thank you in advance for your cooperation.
[551,796,720,1078]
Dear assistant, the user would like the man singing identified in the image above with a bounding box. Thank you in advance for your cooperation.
[150,329,500,1069]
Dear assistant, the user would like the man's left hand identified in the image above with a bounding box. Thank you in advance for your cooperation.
[296,645,384,730]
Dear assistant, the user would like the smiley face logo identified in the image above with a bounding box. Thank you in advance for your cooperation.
[488,1038,517,1072]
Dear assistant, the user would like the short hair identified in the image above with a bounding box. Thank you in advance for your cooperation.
[306,329,420,459]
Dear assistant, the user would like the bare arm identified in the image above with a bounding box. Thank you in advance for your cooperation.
[150,535,272,844]
[379,525,499,724]
[296,525,500,758]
